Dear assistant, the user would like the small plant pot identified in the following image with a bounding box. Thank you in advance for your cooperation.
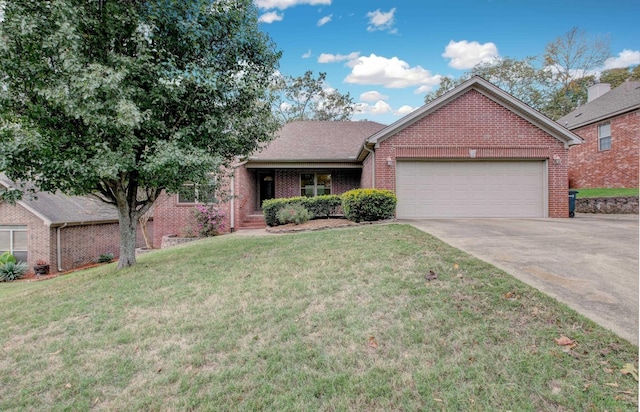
[33,264,50,276]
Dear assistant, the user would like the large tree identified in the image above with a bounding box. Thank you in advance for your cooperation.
[0,0,281,268]
[272,71,355,122]
[424,57,554,110]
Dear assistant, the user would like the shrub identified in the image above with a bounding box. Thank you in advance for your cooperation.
[0,251,16,265]
[276,203,312,225]
[263,195,342,226]
[193,204,226,237]
[341,189,397,223]
[98,253,114,263]
[300,195,342,219]
[263,197,305,226]
[0,261,28,282]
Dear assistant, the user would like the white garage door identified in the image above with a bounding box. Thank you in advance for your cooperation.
[396,161,546,218]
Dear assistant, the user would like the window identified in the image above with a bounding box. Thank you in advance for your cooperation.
[301,173,331,197]
[598,122,611,151]
[177,180,217,204]
[0,225,28,263]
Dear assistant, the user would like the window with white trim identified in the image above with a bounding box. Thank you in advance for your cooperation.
[0,225,28,263]
[301,173,331,197]
[177,179,217,204]
[598,122,611,151]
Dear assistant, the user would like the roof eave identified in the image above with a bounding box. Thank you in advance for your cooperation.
[565,105,640,130]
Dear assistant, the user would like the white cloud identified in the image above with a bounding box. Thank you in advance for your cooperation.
[318,51,360,64]
[395,105,417,116]
[345,54,441,91]
[354,100,392,116]
[366,8,396,33]
[255,0,331,10]
[442,40,499,70]
[302,50,312,59]
[360,91,388,102]
[603,49,640,70]
[258,11,284,23]
[317,14,332,26]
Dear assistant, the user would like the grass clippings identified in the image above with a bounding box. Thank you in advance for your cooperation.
[0,224,637,411]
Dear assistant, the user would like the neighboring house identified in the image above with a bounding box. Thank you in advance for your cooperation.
[558,81,640,188]
[0,175,150,273]
[155,76,582,236]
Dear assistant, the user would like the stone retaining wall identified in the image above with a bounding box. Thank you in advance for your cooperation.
[575,196,638,214]
[160,234,203,249]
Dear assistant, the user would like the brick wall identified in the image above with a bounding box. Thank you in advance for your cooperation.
[1,202,149,273]
[374,89,570,218]
[568,110,639,188]
[361,154,374,188]
[234,165,258,228]
[0,202,51,270]
[153,191,231,246]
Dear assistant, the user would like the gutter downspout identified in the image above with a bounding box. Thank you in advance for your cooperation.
[56,223,68,272]
[230,172,235,233]
[362,144,375,188]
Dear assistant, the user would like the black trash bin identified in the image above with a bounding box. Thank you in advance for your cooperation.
[568,190,579,218]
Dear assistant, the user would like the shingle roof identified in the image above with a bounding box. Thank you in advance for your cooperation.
[0,174,118,226]
[249,120,387,162]
[557,81,640,129]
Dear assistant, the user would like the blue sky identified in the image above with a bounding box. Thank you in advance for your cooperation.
[254,0,640,125]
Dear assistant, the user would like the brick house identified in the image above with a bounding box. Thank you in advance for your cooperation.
[558,81,640,188]
[154,76,582,236]
[0,175,150,274]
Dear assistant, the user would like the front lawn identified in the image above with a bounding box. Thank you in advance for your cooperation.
[572,187,639,198]
[0,225,637,411]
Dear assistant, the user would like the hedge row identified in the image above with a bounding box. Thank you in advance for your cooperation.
[262,189,397,226]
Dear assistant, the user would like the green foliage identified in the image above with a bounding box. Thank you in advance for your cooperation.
[276,203,312,225]
[300,195,342,219]
[193,204,226,237]
[98,253,115,263]
[272,70,355,122]
[263,195,342,226]
[341,189,397,223]
[263,198,303,226]
[0,252,17,265]
[425,57,555,111]
[0,0,281,268]
[0,261,28,281]
[600,67,635,88]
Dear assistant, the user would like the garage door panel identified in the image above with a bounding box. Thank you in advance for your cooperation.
[396,161,545,218]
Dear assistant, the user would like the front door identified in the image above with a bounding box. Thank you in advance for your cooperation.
[258,171,275,208]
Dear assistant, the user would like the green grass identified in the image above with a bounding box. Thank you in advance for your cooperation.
[0,225,637,411]
[572,187,639,198]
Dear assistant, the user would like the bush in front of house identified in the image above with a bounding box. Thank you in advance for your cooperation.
[341,188,397,223]
[263,195,342,226]
[276,203,313,225]
[300,195,342,219]
[0,261,28,282]
[263,197,302,226]
[193,204,226,236]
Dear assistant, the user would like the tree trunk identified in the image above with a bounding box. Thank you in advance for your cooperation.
[117,204,138,269]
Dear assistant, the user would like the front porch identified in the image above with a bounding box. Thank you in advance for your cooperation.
[234,166,362,231]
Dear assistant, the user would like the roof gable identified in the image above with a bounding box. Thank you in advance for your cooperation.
[557,81,640,129]
[0,175,118,226]
[365,76,583,150]
[249,120,386,162]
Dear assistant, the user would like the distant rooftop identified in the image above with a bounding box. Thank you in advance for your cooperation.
[0,174,118,226]
[558,81,640,129]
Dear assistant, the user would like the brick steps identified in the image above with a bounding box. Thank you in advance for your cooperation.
[238,213,267,230]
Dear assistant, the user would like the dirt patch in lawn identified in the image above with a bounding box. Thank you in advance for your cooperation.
[266,218,393,233]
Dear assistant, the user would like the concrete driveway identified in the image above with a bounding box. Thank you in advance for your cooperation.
[405,214,639,345]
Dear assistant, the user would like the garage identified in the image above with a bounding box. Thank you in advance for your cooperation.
[396,160,546,218]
